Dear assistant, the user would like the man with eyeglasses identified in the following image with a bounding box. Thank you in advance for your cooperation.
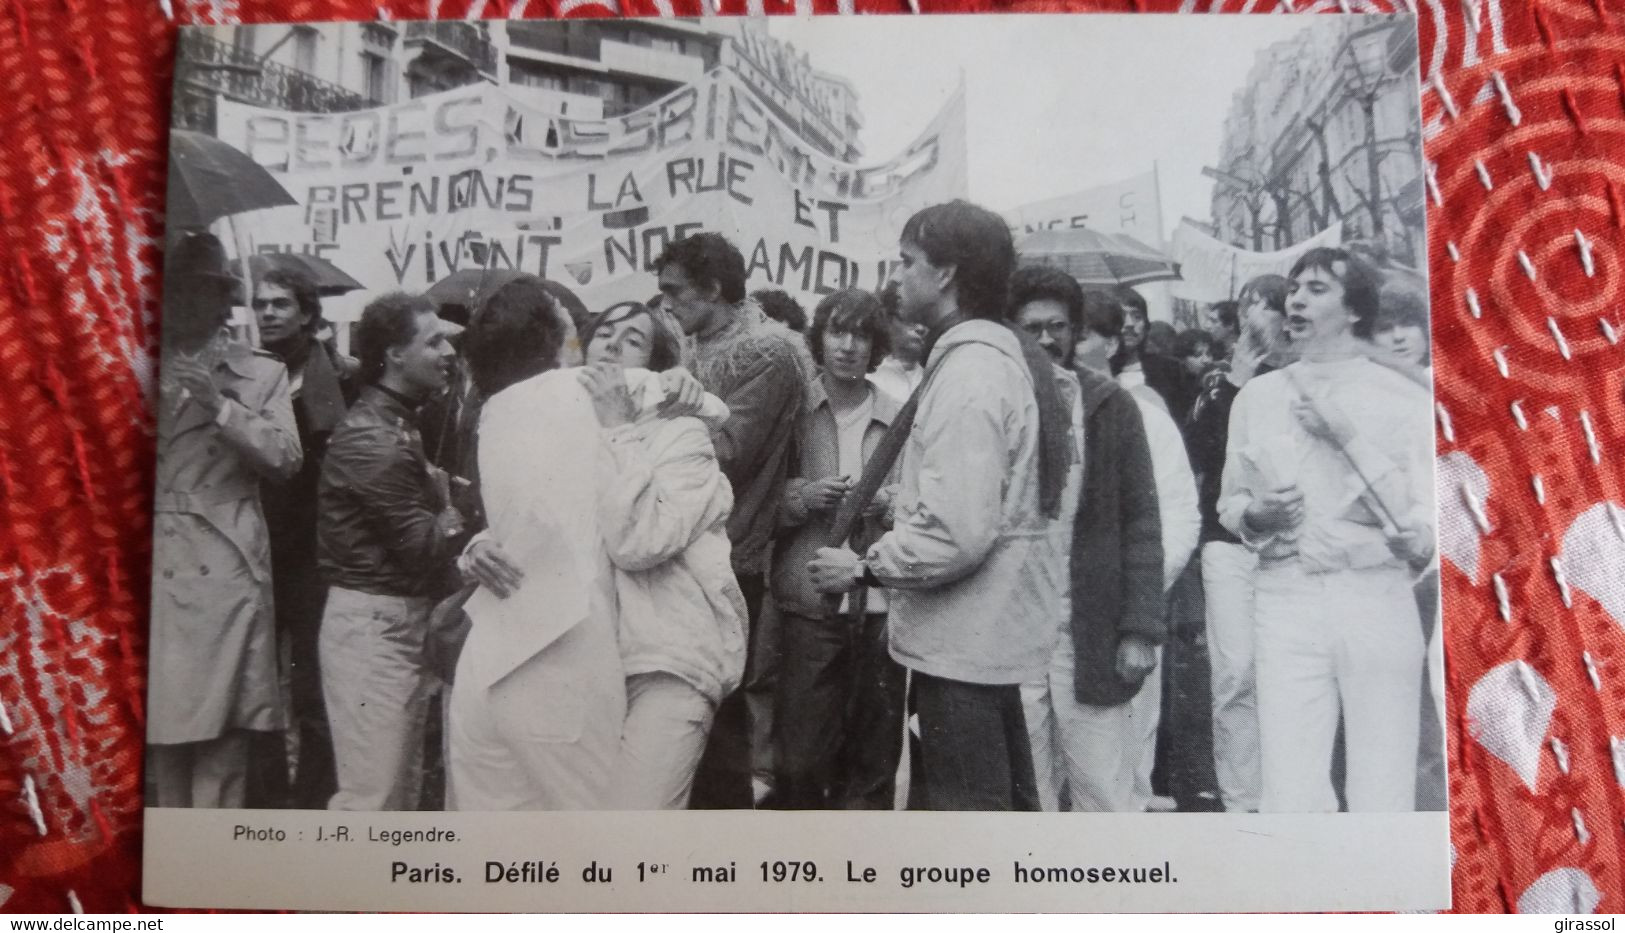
[1009,266,1195,812]
[253,268,357,808]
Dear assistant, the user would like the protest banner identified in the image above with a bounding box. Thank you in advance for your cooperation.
[1167,219,1343,302]
[215,70,968,319]
[1001,169,1163,245]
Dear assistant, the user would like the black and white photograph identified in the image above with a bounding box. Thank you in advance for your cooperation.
[145,12,1447,912]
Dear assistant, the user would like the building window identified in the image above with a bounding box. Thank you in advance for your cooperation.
[651,37,681,54]
[232,26,255,53]
[574,78,612,100]
[512,66,567,93]
[292,27,318,74]
[362,51,392,103]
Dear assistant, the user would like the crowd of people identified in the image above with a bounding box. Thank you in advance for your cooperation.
[147,198,1439,814]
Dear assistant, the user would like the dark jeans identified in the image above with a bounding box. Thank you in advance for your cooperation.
[907,672,1039,811]
[689,573,767,809]
[247,559,335,810]
[1152,562,1221,809]
[774,611,907,809]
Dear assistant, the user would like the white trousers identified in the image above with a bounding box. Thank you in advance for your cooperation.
[320,587,432,811]
[447,617,625,811]
[1202,541,1262,812]
[607,672,716,810]
[1021,625,1161,813]
[1129,651,1163,810]
[1255,562,1424,813]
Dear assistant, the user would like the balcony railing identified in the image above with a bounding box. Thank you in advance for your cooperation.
[176,31,378,120]
[508,22,602,62]
[404,20,498,77]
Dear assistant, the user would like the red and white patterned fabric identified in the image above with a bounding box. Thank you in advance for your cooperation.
[1,0,1621,914]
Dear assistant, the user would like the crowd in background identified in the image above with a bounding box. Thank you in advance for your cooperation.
[146,201,1439,815]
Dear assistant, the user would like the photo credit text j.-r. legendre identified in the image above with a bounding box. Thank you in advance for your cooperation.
[233,823,461,845]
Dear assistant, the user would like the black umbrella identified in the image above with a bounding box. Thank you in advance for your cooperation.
[167,129,297,229]
[425,269,589,329]
[424,268,528,311]
[246,252,364,297]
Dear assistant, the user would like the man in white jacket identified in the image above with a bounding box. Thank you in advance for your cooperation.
[809,200,1060,811]
[446,279,717,810]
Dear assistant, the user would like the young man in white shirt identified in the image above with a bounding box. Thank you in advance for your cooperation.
[1219,247,1434,813]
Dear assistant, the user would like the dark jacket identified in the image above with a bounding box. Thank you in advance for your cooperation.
[262,339,355,630]
[1071,366,1165,708]
[317,385,468,597]
[1185,364,1274,546]
[1142,352,1192,420]
[1186,374,1242,546]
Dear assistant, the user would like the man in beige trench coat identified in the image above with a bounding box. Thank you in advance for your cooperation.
[147,233,302,808]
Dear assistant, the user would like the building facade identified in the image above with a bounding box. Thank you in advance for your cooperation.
[175,19,864,163]
[725,19,864,162]
[1209,18,1424,267]
[502,19,723,121]
[174,21,501,133]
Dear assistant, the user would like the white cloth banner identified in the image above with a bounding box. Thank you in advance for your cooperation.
[1168,220,1343,303]
[214,71,968,319]
[1001,170,1162,246]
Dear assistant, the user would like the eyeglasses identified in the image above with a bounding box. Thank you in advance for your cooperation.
[1021,321,1072,339]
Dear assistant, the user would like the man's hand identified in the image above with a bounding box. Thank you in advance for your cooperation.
[803,475,851,513]
[1292,392,1355,447]
[1386,523,1435,570]
[1115,635,1158,682]
[1244,483,1304,535]
[808,546,861,594]
[656,367,705,418]
[464,538,525,599]
[578,363,636,428]
[169,356,223,414]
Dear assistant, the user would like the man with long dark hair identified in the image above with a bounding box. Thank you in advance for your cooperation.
[772,288,905,809]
